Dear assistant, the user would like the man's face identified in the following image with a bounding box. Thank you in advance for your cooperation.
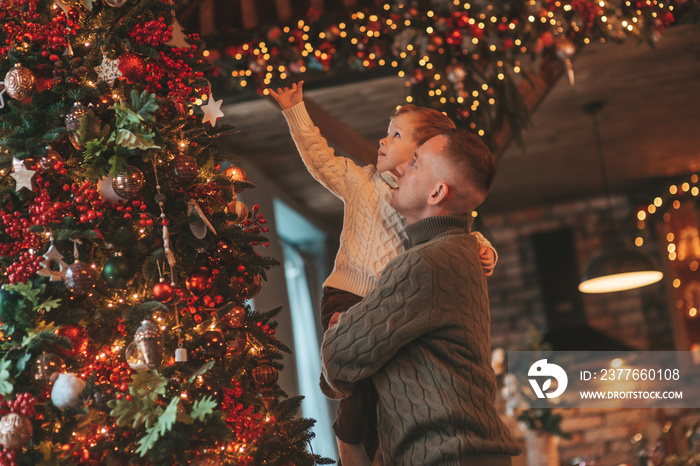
[389,134,447,224]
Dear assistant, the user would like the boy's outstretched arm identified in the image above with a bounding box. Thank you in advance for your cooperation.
[269,81,304,110]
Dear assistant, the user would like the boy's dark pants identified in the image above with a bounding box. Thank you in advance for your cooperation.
[320,286,379,461]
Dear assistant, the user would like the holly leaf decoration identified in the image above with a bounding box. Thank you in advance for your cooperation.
[136,396,179,457]
[35,297,62,313]
[112,99,143,128]
[5,281,43,307]
[114,129,160,151]
[108,154,128,176]
[131,90,159,124]
[78,110,110,148]
[0,358,14,397]
[21,320,58,349]
[190,395,217,422]
[187,360,215,383]
[109,370,168,428]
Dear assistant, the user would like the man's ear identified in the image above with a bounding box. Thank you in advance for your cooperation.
[428,182,449,206]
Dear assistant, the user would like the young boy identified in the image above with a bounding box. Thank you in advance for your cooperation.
[270,82,497,466]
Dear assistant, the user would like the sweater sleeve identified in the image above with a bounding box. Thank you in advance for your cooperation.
[471,230,498,266]
[320,251,436,399]
[282,102,367,199]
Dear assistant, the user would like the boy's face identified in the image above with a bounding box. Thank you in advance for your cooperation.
[377,112,419,175]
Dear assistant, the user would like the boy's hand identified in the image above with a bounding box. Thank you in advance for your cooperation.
[328,312,341,329]
[269,81,304,110]
[479,247,496,277]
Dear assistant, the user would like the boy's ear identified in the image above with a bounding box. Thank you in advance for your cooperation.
[427,182,449,206]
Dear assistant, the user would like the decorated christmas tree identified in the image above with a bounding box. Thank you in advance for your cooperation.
[0,0,329,464]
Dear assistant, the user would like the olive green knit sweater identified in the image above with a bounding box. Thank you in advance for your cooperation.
[321,215,521,465]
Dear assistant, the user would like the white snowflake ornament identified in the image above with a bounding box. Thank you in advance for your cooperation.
[94,54,122,86]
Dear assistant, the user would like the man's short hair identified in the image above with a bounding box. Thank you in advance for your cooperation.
[442,128,496,204]
[392,105,456,146]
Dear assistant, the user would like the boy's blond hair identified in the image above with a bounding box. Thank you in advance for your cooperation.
[391,104,456,146]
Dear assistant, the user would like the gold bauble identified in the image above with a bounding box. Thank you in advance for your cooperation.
[0,413,33,449]
[4,64,35,100]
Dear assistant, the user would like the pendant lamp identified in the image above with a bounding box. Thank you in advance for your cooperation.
[577,101,663,294]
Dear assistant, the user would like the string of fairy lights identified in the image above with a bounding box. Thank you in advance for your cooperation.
[636,174,700,317]
[207,0,681,143]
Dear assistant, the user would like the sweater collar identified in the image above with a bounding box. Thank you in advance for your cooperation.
[379,171,398,188]
[405,215,473,247]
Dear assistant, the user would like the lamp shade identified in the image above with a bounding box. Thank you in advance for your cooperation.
[578,248,663,293]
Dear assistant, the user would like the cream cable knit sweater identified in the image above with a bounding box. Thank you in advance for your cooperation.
[282,102,495,298]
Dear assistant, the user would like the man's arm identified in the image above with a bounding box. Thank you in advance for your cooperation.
[320,251,436,398]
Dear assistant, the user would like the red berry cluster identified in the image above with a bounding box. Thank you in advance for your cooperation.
[0,448,18,466]
[0,210,43,256]
[143,46,207,105]
[221,385,267,445]
[28,178,63,226]
[255,321,276,337]
[4,251,42,284]
[0,0,78,58]
[3,392,37,417]
[173,180,227,210]
[129,17,173,47]
[83,349,132,390]
[241,205,270,247]
[63,180,107,224]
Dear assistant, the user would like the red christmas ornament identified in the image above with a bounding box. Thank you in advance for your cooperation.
[185,267,214,296]
[118,52,147,84]
[63,261,97,293]
[54,325,89,357]
[223,166,247,193]
[222,305,246,329]
[171,154,198,184]
[39,147,64,172]
[153,279,174,302]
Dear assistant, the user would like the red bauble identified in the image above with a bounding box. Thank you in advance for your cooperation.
[223,166,247,193]
[118,52,147,84]
[54,325,89,358]
[222,305,246,329]
[63,261,97,293]
[185,267,214,296]
[39,148,63,172]
[171,154,198,184]
[153,279,174,303]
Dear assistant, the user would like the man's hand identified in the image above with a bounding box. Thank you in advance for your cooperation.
[479,247,496,277]
[329,312,341,329]
[269,81,304,110]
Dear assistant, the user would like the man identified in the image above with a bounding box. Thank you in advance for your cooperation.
[321,129,521,465]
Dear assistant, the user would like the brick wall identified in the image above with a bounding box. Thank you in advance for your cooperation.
[482,194,700,464]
